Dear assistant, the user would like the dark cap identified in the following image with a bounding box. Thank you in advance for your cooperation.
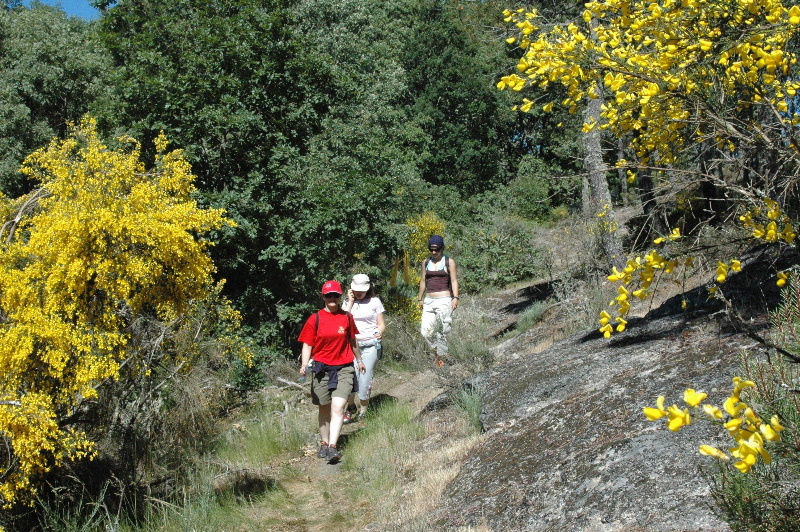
[428,235,445,247]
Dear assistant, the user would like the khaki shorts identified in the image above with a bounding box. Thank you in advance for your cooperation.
[310,364,356,406]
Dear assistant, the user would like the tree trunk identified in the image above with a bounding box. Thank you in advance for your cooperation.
[584,95,625,269]
[616,138,628,202]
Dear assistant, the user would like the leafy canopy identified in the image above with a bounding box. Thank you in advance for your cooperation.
[500,0,800,170]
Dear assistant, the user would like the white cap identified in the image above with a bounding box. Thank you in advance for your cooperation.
[351,274,371,291]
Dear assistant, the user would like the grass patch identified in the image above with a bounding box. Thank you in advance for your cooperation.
[343,399,426,499]
[102,465,271,532]
[35,484,117,532]
[514,300,551,333]
[452,386,484,435]
[447,301,495,371]
[216,394,310,465]
[499,299,554,341]
[380,313,430,371]
[370,408,485,529]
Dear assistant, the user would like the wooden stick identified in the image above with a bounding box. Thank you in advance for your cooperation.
[277,377,308,392]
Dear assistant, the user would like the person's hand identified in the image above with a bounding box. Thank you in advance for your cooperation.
[348,288,355,301]
[299,364,306,376]
[452,298,459,311]
[357,360,366,373]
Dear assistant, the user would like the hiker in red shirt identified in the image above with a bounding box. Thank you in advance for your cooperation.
[298,280,366,463]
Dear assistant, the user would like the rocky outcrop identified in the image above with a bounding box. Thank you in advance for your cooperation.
[432,254,788,531]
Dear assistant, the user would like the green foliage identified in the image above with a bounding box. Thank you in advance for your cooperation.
[1,0,587,369]
[230,342,282,392]
[400,1,516,194]
[509,155,581,221]
[453,386,484,435]
[449,202,542,293]
[707,447,800,532]
[95,0,332,310]
[96,0,422,355]
[703,275,800,530]
[0,3,111,196]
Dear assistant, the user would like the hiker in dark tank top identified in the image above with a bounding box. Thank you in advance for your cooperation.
[417,235,459,367]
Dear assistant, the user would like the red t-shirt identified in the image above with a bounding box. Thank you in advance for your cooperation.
[297,309,359,366]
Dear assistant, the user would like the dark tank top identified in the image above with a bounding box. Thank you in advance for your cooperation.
[425,261,451,293]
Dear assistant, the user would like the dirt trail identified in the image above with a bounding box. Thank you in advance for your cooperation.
[252,365,450,531]
[248,283,556,531]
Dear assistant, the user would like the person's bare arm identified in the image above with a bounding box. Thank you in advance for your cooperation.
[450,258,459,310]
[418,262,426,307]
[299,343,312,375]
[350,338,366,373]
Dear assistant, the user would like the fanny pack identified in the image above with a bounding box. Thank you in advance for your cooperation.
[358,339,378,348]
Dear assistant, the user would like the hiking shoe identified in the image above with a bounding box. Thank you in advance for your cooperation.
[343,411,352,424]
[317,442,329,459]
[434,354,445,368]
[327,445,341,464]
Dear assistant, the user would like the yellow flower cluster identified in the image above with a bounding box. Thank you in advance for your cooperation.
[0,117,233,505]
[407,211,446,265]
[500,0,800,165]
[737,198,796,287]
[644,377,784,473]
[386,212,446,324]
[593,203,618,235]
[714,259,743,284]
[739,198,797,245]
[599,230,690,337]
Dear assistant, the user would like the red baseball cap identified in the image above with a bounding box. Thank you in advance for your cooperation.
[321,280,343,295]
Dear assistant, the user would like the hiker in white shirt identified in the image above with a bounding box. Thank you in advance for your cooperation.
[342,273,385,423]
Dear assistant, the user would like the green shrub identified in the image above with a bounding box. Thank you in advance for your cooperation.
[450,214,542,294]
[453,387,484,435]
[509,155,581,222]
[705,274,800,531]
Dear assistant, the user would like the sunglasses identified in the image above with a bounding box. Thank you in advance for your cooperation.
[323,293,341,299]
[429,247,442,252]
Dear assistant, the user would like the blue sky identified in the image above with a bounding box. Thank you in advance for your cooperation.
[24,0,100,20]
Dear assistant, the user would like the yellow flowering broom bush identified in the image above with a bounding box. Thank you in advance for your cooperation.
[644,377,784,474]
[0,117,233,506]
[599,196,798,338]
[385,212,445,325]
[499,3,800,337]
[499,0,800,169]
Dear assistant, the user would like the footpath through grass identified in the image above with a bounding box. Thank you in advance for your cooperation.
[33,290,539,531]
[180,300,497,531]
[132,376,483,531]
